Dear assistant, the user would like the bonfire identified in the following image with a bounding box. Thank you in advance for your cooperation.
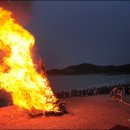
[0,7,63,116]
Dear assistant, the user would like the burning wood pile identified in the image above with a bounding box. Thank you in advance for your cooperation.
[0,7,66,116]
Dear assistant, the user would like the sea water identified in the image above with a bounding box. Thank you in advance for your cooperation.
[48,74,130,91]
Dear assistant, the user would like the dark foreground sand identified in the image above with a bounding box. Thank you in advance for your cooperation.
[0,95,130,129]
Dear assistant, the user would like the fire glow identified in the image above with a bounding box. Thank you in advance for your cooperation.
[0,7,60,113]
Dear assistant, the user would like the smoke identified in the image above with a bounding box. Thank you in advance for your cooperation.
[0,0,33,26]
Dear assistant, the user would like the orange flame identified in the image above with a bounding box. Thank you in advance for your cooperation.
[0,7,59,113]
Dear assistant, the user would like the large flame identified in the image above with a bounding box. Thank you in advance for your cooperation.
[0,7,59,113]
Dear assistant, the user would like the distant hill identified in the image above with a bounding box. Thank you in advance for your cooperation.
[46,63,130,75]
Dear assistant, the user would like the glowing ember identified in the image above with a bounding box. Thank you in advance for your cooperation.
[0,7,60,113]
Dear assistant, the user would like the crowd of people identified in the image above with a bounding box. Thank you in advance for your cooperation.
[110,84,130,102]
[54,84,130,99]
[111,86,123,102]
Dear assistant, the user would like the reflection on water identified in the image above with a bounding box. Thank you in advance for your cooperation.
[48,74,130,91]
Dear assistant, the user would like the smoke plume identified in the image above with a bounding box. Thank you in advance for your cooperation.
[0,0,33,26]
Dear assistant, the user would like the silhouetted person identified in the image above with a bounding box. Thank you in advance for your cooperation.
[124,85,129,94]
[71,89,74,97]
[78,89,82,97]
[111,86,117,99]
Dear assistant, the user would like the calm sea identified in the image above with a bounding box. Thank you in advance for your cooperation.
[48,74,130,91]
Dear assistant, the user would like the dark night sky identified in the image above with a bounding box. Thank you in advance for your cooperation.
[2,1,130,70]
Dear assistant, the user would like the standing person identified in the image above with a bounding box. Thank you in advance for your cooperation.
[111,86,117,99]
[78,89,82,97]
[94,87,97,95]
[122,86,125,95]
[116,88,121,102]
[118,88,124,102]
[124,85,129,94]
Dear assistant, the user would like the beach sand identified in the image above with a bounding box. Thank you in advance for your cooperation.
[0,95,130,129]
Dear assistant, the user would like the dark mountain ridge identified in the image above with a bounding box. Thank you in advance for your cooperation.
[46,63,130,75]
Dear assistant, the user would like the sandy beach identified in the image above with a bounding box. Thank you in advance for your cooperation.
[0,95,130,129]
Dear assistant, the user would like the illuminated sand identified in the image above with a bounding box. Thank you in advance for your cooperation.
[0,95,130,129]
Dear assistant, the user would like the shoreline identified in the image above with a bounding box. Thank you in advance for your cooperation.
[54,82,130,99]
[48,73,130,76]
[48,74,130,92]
